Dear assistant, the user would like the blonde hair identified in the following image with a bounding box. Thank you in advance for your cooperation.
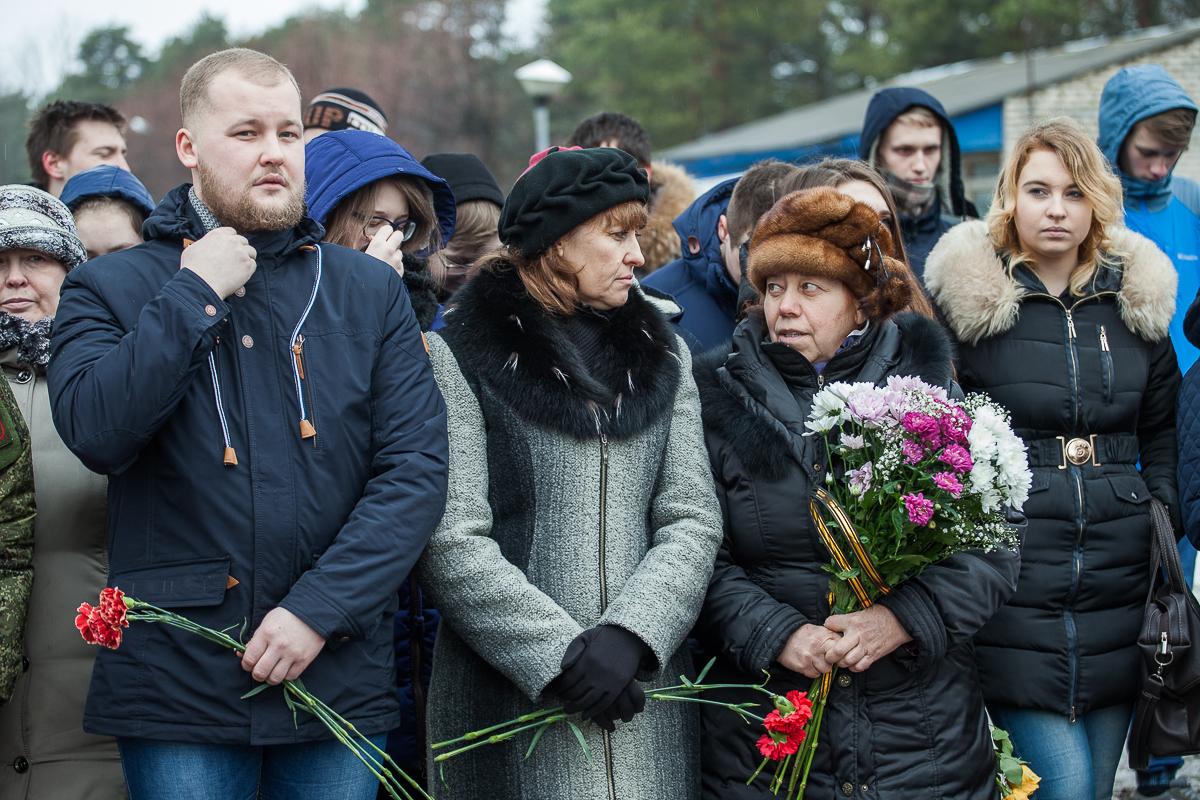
[180,48,301,127]
[987,118,1123,296]
[480,200,648,316]
[447,199,501,254]
[324,175,441,254]
[894,106,941,129]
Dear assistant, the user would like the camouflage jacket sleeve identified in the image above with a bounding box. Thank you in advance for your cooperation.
[0,376,35,708]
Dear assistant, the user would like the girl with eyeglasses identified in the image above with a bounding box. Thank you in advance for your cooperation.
[305,129,457,332]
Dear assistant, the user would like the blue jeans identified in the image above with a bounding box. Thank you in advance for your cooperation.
[989,704,1135,800]
[118,735,387,800]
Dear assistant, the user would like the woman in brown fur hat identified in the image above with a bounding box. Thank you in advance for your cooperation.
[692,187,1019,799]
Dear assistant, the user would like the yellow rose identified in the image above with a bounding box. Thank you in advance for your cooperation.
[1002,765,1040,800]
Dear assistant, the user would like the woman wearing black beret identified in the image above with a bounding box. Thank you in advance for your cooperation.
[415,146,722,799]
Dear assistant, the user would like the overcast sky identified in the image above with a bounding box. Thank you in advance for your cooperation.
[0,0,548,95]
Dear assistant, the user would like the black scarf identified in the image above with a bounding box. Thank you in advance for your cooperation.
[0,314,52,371]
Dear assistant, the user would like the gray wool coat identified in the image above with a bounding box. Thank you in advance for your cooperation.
[416,267,722,800]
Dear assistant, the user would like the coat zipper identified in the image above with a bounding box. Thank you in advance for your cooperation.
[1064,466,1084,722]
[1099,325,1113,405]
[292,334,317,440]
[598,432,616,800]
[208,337,237,466]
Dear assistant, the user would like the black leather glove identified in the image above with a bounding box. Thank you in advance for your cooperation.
[547,625,649,732]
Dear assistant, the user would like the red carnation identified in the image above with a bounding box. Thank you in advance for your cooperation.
[757,730,804,761]
[785,690,814,725]
[75,588,130,650]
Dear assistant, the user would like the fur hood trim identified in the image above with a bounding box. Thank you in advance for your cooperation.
[694,312,954,482]
[641,161,696,272]
[924,220,1177,344]
[437,264,681,440]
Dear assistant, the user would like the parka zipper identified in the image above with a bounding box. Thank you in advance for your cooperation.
[598,432,616,800]
[1024,290,1117,719]
[288,246,323,440]
[292,334,317,439]
[1099,326,1113,405]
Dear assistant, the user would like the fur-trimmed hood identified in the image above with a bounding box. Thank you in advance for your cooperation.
[640,161,696,273]
[436,263,681,440]
[693,312,955,482]
[924,220,1177,345]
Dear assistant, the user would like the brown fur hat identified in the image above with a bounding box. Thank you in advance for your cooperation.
[747,187,913,323]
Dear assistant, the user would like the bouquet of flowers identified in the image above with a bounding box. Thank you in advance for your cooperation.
[75,588,430,800]
[771,375,1032,797]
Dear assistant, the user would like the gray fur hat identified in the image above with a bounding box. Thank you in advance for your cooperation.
[0,185,86,269]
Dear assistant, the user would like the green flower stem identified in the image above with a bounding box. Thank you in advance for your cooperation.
[433,715,571,762]
[789,674,832,800]
[648,693,767,723]
[431,707,566,749]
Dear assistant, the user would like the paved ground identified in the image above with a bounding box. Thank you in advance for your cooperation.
[1113,757,1200,798]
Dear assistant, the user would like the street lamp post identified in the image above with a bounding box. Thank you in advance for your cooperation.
[515,59,572,153]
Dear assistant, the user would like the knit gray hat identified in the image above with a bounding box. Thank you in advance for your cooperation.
[0,185,86,269]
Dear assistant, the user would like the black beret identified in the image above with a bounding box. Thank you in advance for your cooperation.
[498,147,650,257]
[421,152,505,207]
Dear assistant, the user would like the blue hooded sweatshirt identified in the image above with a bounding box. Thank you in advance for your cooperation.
[305,130,457,332]
[642,177,739,352]
[304,130,456,255]
[1100,65,1200,371]
[858,88,977,280]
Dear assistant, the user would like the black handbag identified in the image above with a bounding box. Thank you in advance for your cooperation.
[1128,497,1200,769]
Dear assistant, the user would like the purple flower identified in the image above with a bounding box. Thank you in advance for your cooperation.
[902,412,942,446]
[847,462,874,496]
[902,438,925,465]
[903,493,935,526]
[939,406,972,446]
[848,392,889,427]
[939,444,973,474]
[932,471,963,497]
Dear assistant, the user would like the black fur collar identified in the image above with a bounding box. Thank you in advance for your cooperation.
[436,263,681,440]
[694,312,955,482]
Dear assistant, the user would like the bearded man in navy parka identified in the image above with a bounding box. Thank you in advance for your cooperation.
[47,48,448,800]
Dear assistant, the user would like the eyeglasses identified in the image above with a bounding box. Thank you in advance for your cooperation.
[438,253,477,272]
[363,216,418,242]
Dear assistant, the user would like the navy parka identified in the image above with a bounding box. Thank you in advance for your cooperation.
[48,184,449,744]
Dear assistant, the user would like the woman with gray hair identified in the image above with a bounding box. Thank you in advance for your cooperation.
[0,186,126,800]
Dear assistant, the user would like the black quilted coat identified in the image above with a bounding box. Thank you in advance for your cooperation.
[925,221,1181,719]
[693,312,1020,800]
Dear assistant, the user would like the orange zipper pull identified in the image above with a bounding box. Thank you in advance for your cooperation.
[293,334,305,379]
[300,419,316,439]
[223,446,238,466]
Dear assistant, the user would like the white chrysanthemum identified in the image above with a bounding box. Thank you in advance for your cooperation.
[840,432,865,450]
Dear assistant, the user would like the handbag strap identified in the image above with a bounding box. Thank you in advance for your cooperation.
[1149,498,1187,594]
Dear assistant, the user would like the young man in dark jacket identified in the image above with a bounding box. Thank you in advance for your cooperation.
[858,87,977,279]
[643,160,798,351]
[47,48,448,800]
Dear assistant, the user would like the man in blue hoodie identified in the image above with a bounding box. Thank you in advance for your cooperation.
[642,160,798,351]
[859,87,977,280]
[1102,65,1200,800]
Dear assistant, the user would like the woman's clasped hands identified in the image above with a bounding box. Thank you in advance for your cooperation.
[777,605,914,679]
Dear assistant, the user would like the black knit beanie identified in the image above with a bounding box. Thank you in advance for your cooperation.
[421,153,505,207]
[498,146,649,257]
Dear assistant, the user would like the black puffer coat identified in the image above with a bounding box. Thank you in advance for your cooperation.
[693,311,1021,800]
[925,221,1181,718]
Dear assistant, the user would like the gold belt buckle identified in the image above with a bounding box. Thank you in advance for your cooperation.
[1057,435,1101,468]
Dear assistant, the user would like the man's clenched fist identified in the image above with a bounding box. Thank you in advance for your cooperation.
[181,227,257,299]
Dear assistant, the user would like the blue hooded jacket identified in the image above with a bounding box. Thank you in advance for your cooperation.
[1100,65,1200,372]
[858,88,977,279]
[642,178,739,352]
[305,130,456,253]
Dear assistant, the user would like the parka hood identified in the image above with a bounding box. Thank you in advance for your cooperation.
[858,87,974,219]
[1098,65,1198,202]
[143,183,325,258]
[304,130,456,251]
[670,177,739,296]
